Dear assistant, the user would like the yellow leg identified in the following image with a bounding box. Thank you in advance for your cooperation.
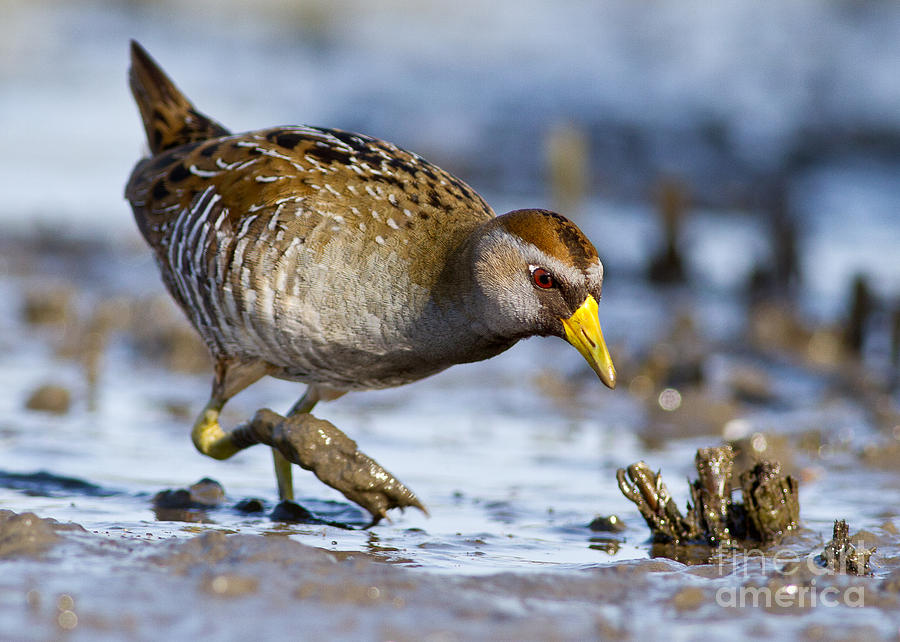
[269,387,321,501]
[190,399,240,460]
[272,449,294,501]
[191,398,292,500]
[185,383,424,520]
[190,382,344,501]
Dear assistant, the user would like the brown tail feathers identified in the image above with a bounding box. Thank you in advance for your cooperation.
[129,40,230,155]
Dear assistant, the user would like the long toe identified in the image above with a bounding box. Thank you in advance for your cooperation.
[247,409,427,521]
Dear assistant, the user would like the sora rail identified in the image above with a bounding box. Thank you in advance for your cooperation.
[126,41,616,521]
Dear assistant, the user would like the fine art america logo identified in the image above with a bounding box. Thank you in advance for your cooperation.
[715,548,869,609]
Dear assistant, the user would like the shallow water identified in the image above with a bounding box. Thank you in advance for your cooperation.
[2,1,900,639]
[2,228,899,639]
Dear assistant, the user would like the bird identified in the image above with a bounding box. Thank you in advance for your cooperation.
[125,40,616,522]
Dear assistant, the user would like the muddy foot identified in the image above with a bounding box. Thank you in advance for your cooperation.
[242,409,427,523]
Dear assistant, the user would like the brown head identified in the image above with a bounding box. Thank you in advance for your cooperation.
[462,208,616,388]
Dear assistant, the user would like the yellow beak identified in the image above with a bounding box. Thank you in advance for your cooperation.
[561,295,616,389]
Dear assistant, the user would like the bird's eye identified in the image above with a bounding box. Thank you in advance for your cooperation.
[530,267,555,289]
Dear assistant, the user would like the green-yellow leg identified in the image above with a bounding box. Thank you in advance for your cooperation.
[191,399,296,501]
[272,389,321,501]
[193,400,292,500]
[191,389,323,502]
[188,383,423,521]
[191,398,239,460]
[191,387,339,501]
[272,449,294,501]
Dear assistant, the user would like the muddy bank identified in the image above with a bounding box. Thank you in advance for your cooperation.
[0,509,84,558]
[0,510,633,640]
[2,1,900,636]
[1,509,897,641]
[1,230,899,639]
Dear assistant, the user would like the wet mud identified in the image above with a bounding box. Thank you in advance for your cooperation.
[2,506,898,640]
[3,1,900,637]
[819,520,877,577]
[2,234,899,640]
[0,510,82,558]
[618,445,799,547]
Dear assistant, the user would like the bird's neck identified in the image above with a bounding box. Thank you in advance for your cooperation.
[419,222,520,363]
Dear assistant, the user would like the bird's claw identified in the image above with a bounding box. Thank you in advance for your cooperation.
[245,409,427,522]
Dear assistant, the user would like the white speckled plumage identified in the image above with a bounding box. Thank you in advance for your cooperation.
[124,41,618,517]
[125,41,615,396]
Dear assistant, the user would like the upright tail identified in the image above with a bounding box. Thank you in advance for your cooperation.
[129,40,230,155]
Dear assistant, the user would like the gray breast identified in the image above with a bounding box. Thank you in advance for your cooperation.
[162,193,445,388]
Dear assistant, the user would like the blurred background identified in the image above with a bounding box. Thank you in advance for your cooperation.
[0,0,899,578]
[2,0,899,314]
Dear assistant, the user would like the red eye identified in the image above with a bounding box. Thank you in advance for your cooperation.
[531,267,555,289]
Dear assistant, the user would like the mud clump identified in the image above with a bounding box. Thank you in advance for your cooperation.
[234,498,265,513]
[185,478,226,506]
[155,530,338,577]
[0,510,81,558]
[25,384,72,415]
[153,478,226,510]
[818,519,876,576]
[737,460,801,543]
[588,514,626,533]
[617,444,799,547]
[269,501,319,524]
[153,478,226,522]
